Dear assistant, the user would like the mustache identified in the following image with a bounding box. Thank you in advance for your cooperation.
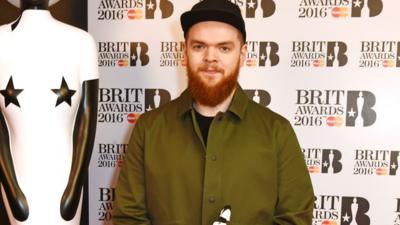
[197,64,224,73]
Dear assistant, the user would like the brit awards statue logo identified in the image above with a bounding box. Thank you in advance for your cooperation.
[291,41,347,68]
[130,42,150,66]
[345,91,376,127]
[243,0,276,18]
[246,41,279,67]
[97,0,174,20]
[341,197,370,225]
[244,89,271,107]
[351,0,383,17]
[226,0,275,18]
[303,148,343,174]
[313,195,370,225]
[389,151,400,175]
[298,0,383,18]
[143,0,174,19]
[98,41,150,67]
[144,89,171,111]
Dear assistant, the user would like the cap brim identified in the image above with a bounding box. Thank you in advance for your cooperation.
[180,9,245,39]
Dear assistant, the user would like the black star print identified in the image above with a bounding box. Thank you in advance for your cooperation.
[52,77,76,107]
[0,76,23,108]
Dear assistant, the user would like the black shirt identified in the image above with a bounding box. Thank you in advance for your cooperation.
[194,110,214,146]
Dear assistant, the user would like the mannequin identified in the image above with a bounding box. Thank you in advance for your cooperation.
[0,0,98,224]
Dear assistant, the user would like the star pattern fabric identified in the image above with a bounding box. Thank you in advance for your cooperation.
[0,76,23,108]
[52,77,76,107]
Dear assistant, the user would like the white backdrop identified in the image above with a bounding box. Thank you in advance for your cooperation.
[88,0,400,224]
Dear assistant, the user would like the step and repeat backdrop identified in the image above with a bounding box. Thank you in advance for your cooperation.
[1,0,400,224]
[89,0,400,224]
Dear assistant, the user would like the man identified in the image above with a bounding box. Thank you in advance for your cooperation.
[113,0,314,224]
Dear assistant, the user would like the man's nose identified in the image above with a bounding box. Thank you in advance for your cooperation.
[203,47,218,63]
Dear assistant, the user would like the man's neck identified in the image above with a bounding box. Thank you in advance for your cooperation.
[193,88,236,117]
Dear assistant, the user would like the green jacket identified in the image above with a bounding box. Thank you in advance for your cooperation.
[113,86,314,225]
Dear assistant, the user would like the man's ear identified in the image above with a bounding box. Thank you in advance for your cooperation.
[239,44,247,67]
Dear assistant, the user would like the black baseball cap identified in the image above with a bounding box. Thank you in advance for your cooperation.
[180,0,246,41]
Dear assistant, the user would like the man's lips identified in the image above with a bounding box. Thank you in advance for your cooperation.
[199,67,223,75]
[202,69,218,73]
[200,70,220,78]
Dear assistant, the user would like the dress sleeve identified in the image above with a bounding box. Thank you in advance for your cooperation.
[273,119,315,225]
[112,116,152,225]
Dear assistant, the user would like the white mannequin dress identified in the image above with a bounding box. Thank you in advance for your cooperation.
[0,10,98,225]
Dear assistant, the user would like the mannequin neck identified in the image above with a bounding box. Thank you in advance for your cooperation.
[12,7,52,31]
[21,1,49,11]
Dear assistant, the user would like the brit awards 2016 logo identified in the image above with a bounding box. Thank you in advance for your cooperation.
[291,41,348,67]
[98,187,115,222]
[353,150,400,176]
[244,89,271,106]
[97,0,174,20]
[246,41,279,67]
[160,41,184,67]
[298,0,383,18]
[313,195,370,225]
[302,148,343,174]
[394,199,400,225]
[226,0,275,18]
[98,41,149,67]
[97,143,127,168]
[359,41,400,68]
[294,90,376,127]
[98,88,171,124]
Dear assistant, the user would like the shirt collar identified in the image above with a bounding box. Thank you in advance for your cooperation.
[177,88,193,117]
[228,85,249,119]
[177,84,249,120]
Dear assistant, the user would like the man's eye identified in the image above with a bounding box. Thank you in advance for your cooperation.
[192,45,204,50]
[220,47,231,52]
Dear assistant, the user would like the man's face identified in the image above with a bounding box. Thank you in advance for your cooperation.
[184,21,247,107]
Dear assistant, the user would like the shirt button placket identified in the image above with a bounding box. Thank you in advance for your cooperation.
[201,116,223,225]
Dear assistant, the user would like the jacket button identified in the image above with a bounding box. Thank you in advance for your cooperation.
[211,155,217,161]
[208,197,216,203]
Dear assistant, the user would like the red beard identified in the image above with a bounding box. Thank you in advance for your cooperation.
[187,62,240,107]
